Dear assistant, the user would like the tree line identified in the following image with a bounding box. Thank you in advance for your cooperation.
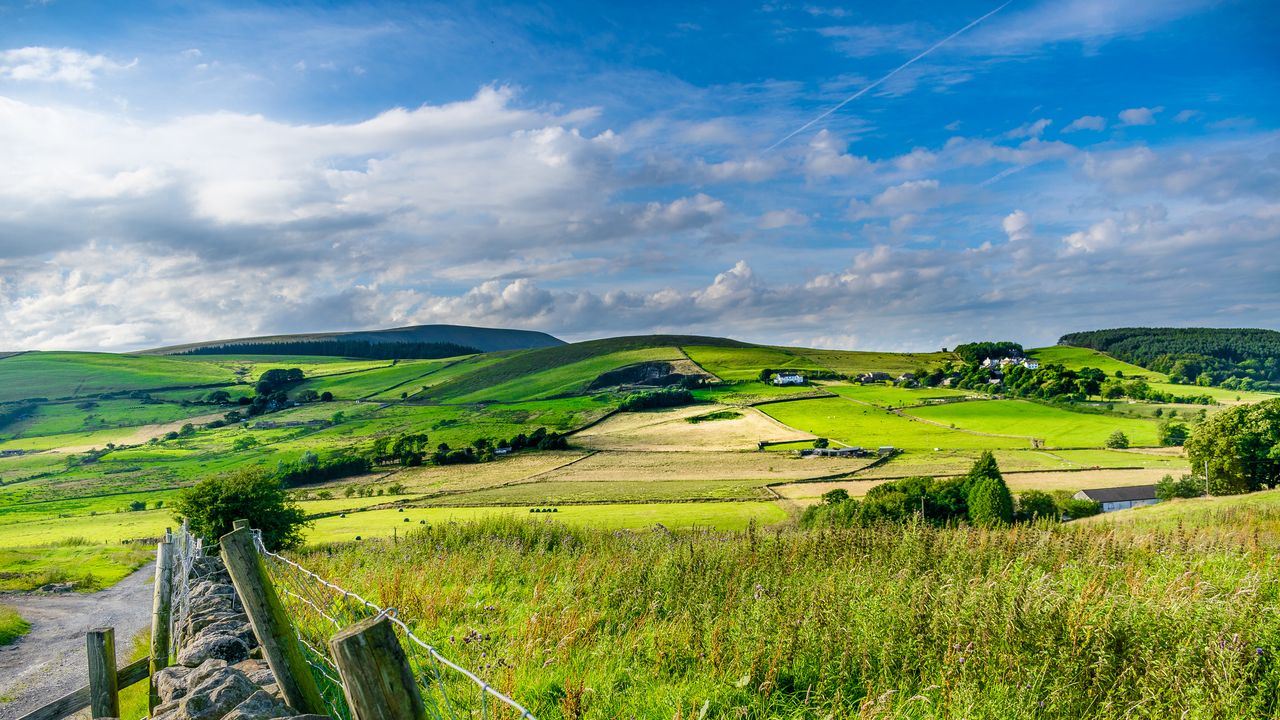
[178,339,481,360]
[1059,327,1280,390]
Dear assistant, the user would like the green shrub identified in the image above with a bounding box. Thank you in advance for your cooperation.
[173,468,310,550]
[1106,430,1130,449]
[1155,473,1204,500]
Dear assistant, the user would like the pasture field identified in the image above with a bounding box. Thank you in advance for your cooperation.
[693,381,831,406]
[164,354,394,381]
[0,398,216,439]
[787,347,956,376]
[1028,345,1166,380]
[293,359,459,400]
[385,451,590,493]
[308,501,787,542]
[683,345,807,381]
[761,397,1030,450]
[906,399,1161,447]
[573,406,812,451]
[444,347,686,403]
[1147,381,1279,405]
[0,352,236,403]
[824,382,973,407]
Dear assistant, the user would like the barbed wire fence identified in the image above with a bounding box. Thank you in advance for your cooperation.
[251,529,536,720]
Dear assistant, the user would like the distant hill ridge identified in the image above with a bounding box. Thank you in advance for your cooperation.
[141,324,565,357]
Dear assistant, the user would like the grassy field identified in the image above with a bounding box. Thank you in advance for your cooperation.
[788,347,957,376]
[1028,345,1166,380]
[286,516,1280,718]
[906,399,1162,447]
[1083,487,1280,529]
[761,397,1031,450]
[683,345,807,381]
[824,382,973,407]
[0,540,151,591]
[294,359,460,401]
[0,352,237,403]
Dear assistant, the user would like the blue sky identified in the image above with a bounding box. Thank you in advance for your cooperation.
[0,0,1276,351]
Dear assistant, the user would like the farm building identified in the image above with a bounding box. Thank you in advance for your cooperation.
[799,447,866,458]
[1073,485,1160,513]
[772,373,806,386]
[858,372,893,384]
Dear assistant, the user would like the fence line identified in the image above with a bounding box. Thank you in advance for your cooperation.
[251,529,536,720]
[168,520,207,659]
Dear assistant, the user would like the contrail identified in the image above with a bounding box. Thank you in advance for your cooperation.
[765,0,1014,153]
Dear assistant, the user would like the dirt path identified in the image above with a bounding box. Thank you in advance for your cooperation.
[0,563,155,719]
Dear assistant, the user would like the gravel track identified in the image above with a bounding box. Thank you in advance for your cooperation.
[0,563,155,719]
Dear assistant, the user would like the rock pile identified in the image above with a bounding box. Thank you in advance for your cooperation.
[150,556,330,720]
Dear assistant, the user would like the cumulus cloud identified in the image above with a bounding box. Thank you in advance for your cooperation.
[1002,210,1033,241]
[849,179,962,219]
[0,46,135,87]
[1118,106,1163,126]
[1064,115,1106,132]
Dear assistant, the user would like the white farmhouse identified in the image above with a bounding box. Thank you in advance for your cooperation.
[772,373,806,386]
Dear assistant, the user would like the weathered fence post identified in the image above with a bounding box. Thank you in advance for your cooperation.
[330,616,429,720]
[86,627,119,719]
[233,518,250,531]
[219,527,327,715]
[149,538,174,710]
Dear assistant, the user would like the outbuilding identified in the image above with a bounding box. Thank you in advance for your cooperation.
[1073,485,1160,513]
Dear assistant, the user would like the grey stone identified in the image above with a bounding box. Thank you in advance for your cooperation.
[178,632,251,667]
[232,659,276,688]
[179,664,259,720]
[223,689,295,720]
[154,664,196,703]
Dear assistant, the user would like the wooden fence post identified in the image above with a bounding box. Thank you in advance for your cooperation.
[219,528,327,715]
[86,627,119,719]
[330,616,428,720]
[149,539,174,710]
[233,518,250,531]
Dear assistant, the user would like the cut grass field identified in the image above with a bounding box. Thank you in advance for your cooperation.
[573,405,812,451]
[906,398,1161,447]
[760,397,1030,450]
[773,467,1178,505]
[307,501,787,543]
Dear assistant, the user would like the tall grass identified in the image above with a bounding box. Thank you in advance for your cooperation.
[294,517,1280,719]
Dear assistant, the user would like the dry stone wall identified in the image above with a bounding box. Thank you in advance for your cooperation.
[150,555,330,720]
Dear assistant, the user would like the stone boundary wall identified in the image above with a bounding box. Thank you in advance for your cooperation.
[149,555,330,720]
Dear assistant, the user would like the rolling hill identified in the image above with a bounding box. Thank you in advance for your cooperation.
[140,323,565,357]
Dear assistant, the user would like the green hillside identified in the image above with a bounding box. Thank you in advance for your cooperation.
[143,323,565,356]
[0,352,237,403]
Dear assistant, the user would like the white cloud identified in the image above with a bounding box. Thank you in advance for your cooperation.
[1064,115,1106,132]
[1118,106,1163,126]
[1173,109,1202,123]
[1006,118,1052,139]
[850,179,962,219]
[0,47,135,88]
[757,208,809,230]
[803,129,871,180]
[1002,210,1033,241]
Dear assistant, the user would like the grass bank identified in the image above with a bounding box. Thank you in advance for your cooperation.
[0,605,28,645]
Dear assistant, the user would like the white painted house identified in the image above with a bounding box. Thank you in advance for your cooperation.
[772,373,806,386]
